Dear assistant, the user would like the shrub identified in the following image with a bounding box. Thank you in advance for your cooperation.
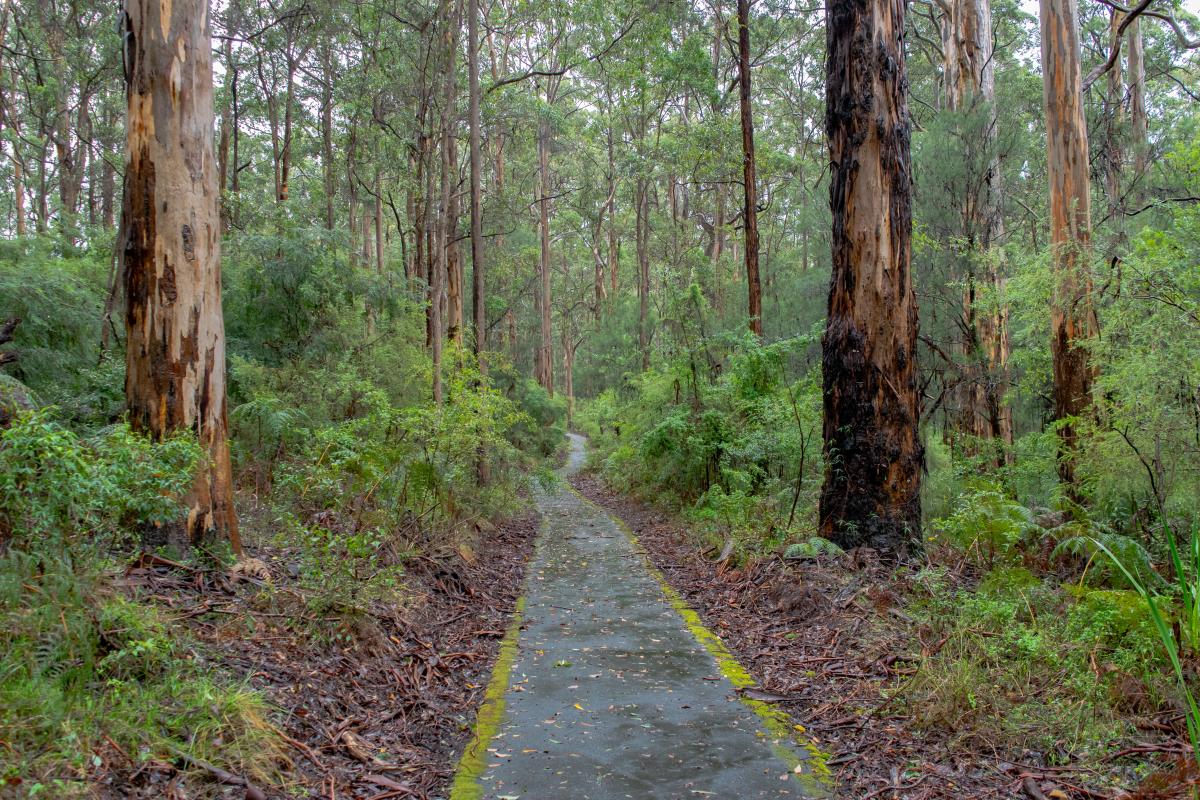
[0,410,201,552]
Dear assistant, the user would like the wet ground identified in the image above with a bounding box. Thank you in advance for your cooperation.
[458,434,823,800]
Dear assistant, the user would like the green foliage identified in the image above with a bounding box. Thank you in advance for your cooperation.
[902,567,1141,757]
[782,537,844,561]
[582,334,822,555]
[1050,524,1160,589]
[0,553,284,795]
[0,410,201,551]
[494,367,568,457]
[930,481,1036,562]
[0,236,122,425]
[1091,526,1200,766]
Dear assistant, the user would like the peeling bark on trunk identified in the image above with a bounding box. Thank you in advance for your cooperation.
[121,0,239,552]
[820,0,923,556]
[1040,0,1099,488]
[737,0,762,338]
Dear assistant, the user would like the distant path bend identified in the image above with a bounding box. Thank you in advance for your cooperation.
[451,433,827,800]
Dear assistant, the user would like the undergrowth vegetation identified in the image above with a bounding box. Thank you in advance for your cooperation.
[0,226,566,795]
[0,413,286,796]
[575,171,1200,779]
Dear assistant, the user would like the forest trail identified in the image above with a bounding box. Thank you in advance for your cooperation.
[452,434,826,799]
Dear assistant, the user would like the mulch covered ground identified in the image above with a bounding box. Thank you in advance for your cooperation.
[569,472,1193,800]
[101,510,538,800]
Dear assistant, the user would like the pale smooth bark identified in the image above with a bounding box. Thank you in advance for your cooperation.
[121,0,239,551]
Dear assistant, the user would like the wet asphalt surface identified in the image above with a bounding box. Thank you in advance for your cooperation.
[472,434,821,799]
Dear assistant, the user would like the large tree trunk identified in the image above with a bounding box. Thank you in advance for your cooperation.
[1040,0,1099,488]
[737,0,762,338]
[943,0,1013,452]
[820,0,922,556]
[121,0,239,552]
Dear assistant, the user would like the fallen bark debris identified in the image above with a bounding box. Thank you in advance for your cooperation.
[96,509,538,799]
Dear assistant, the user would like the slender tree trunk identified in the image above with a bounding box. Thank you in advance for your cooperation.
[536,106,554,393]
[820,0,922,556]
[120,0,239,552]
[279,60,295,203]
[36,141,48,233]
[1127,16,1147,201]
[348,132,359,269]
[1040,0,1099,489]
[468,0,486,364]
[943,0,1013,452]
[1104,9,1124,213]
[229,56,240,227]
[606,96,618,297]
[636,177,650,371]
[13,150,23,236]
[0,42,24,237]
[217,20,233,231]
[322,50,335,231]
[375,167,384,274]
[447,133,464,346]
[562,327,576,424]
[737,0,762,338]
[432,0,460,402]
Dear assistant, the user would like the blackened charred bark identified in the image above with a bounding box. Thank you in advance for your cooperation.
[820,0,923,556]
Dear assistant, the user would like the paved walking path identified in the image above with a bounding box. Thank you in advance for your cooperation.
[451,434,826,800]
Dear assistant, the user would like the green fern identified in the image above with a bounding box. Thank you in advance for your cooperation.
[784,536,845,560]
[1051,525,1161,588]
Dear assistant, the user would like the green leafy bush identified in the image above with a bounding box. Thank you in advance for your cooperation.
[0,410,201,551]
[581,334,822,555]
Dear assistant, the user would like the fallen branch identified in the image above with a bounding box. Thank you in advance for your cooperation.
[172,749,267,800]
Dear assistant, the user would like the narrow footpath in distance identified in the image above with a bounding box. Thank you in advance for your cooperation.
[451,433,828,800]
